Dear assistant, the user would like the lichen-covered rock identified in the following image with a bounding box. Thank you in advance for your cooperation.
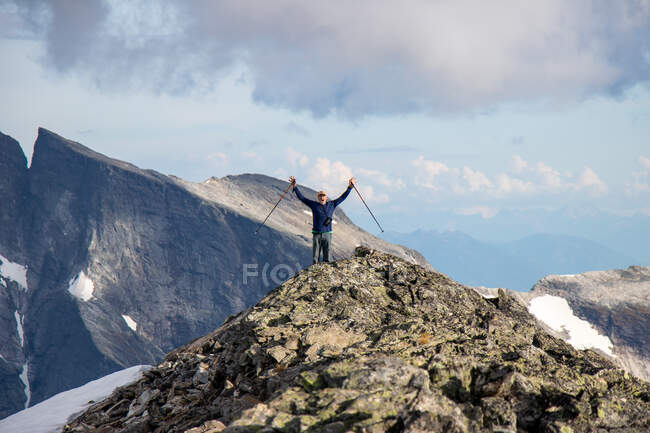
[63,249,650,433]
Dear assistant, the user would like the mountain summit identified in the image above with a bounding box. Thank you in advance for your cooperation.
[63,248,649,433]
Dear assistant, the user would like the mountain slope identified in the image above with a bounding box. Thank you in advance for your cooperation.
[527,266,650,382]
[63,248,650,433]
[0,128,430,418]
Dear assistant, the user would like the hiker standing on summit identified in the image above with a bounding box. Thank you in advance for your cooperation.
[289,175,356,264]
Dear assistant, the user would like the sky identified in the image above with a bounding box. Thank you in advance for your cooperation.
[1,0,650,239]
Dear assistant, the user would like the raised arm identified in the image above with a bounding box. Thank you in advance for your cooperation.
[290,176,317,206]
[332,177,356,206]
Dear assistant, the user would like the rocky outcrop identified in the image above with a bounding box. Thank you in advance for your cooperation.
[63,248,649,433]
[0,128,429,418]
[528,266,650,382]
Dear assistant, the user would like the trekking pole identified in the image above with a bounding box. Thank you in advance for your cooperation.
[352,183,384,233]
[254,182,293,234]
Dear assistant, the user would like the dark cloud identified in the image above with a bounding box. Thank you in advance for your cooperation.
[8,0,650,117]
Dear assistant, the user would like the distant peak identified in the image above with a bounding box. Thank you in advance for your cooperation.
[30,128,162,182]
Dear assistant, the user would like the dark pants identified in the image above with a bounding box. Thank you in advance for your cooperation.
[312,232,332,264]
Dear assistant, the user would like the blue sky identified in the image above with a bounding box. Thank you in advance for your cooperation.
[1,0,649,238]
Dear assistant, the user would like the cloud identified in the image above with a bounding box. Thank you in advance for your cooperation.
[353,184,390,204]
[512,155,528,173]
[357,168,405,189]
[535,162,564,190]
[577,167,608,195]
[495,173,536,194]
[9,0,650,117]
[309,157,354,193]
[410,156,607,198]
[286,147,309,168]
[411,156,450,190]
[462,166,493,192]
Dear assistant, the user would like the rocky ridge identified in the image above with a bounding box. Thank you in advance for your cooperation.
[63,248,649,433]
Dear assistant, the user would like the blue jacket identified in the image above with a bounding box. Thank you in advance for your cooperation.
[294,185,352,233]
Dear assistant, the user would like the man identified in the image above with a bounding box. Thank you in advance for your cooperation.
[289,175,356,264]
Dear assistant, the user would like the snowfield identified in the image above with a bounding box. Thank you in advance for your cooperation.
[0,365,150,433]
[68,271,95,302]
[0,253,28,290]
[529,294,615,357]
[122,314,138,332]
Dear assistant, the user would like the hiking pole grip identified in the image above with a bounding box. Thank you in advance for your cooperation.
[352,183,384,233]
[255,182,293,234]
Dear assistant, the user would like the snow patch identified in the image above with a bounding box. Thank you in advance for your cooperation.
[19,362,31,409]
[529,295,615,357]
[0,278,6,288]
[68,271,95,302]
[302,210,312,216]
[0,365,150,433]
[122,314,137,332]
[14,310,24,347]
[0,253,28,290]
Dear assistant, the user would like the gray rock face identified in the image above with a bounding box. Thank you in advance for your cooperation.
[63,248,650,433]
[0,128,429,418]
[527,266,650,382]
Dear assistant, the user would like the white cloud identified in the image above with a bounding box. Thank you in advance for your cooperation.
[308,157,353,193]
[577,167,608,195]
[462,166,493,192]
[495,173,536,194]
[12,1,650,117]
[357,168,405,189]
[286,147,309,168]
[512,155,528,173]
[411,156,450,191]
[410,157,610,200]
[354,184,390,204]
[535,161,565,190]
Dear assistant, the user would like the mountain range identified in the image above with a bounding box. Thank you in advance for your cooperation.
[1,128,648,428]
[382,230,638,291]
[0,128,428,419]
